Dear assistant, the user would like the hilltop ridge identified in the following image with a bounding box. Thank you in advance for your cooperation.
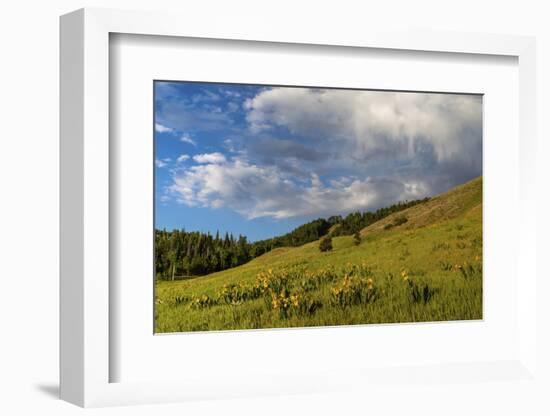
[361,176,482,235]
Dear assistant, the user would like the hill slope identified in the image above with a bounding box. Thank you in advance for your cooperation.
[156,176,483,332]
[362,176,482,235]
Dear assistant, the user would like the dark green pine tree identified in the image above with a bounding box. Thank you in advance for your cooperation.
[319,235,333,252]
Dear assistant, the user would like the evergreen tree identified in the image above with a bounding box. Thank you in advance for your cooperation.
[319,235,333,252]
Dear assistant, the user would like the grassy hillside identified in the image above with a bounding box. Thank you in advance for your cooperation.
[155,177,483,332]
[362,176,482,234]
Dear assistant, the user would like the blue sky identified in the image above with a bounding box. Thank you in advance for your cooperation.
[154,81,482,241]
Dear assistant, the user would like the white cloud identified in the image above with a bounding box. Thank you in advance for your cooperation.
[180,134,197,146]
[162,86,481,222]
[155,159,168,168]
[155,123,173,133]
[244,88,482,163]
[169,159,428,219]
[192,152,227,164]
[176,154,190,163]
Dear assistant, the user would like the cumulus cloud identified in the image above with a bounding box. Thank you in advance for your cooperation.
[169,158,428,219]
[192,152,227,164]
[160,84,482,222]
[244,88,482,163]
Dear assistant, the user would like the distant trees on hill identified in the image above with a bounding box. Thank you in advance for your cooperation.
[155,197,429,280]
[155,230,251,280]
[250,218,332,257]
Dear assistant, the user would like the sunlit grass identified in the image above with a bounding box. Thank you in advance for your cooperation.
[155,177,483,332]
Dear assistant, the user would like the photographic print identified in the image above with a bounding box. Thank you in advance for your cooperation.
[154,81,482,333]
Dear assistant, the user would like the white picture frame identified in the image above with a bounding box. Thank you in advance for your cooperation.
[60,7,539,408]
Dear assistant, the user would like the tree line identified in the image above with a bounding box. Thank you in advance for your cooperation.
[155,197,429,280]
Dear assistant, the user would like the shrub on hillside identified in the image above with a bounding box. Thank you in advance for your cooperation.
[383,215,408,231]
[319,236,333,252]
[393,216,408,226]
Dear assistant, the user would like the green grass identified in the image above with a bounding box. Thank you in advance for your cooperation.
[155,177,483,333]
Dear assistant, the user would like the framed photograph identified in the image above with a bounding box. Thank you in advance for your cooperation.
[152,80,483,333]
[60,8,540,408]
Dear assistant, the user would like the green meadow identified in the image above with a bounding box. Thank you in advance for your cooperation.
[155,177,483,333]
